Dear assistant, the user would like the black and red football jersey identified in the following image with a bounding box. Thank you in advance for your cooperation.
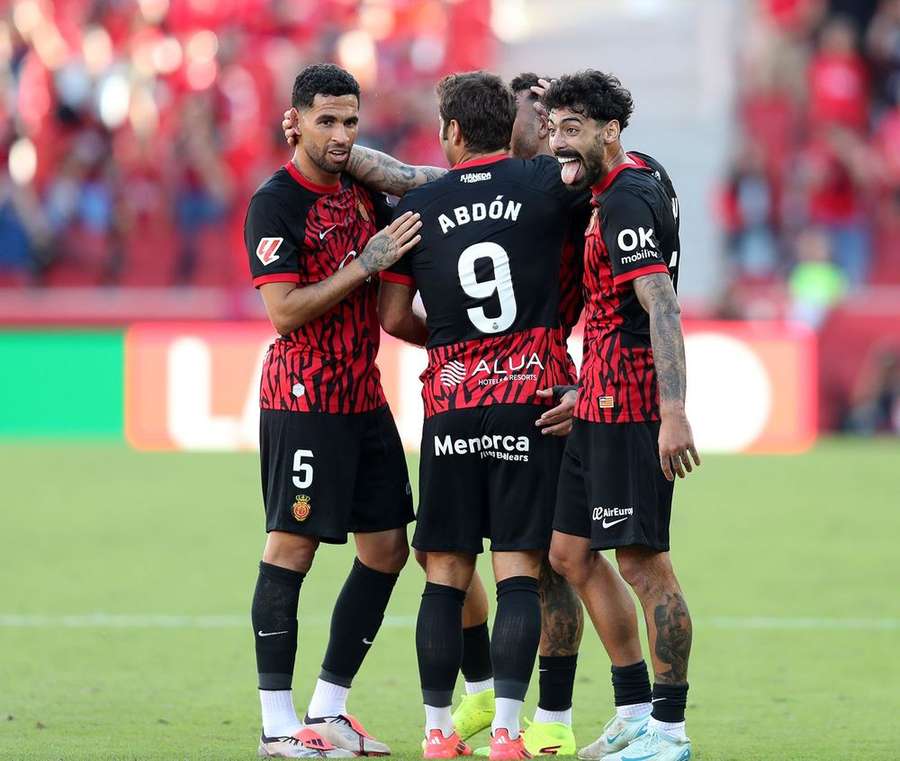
[383,154,584,418]
[576,151,681,424]
[244,162,392,414]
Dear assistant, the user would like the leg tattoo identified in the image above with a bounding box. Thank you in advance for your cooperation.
[538,557,584,657]
[652,592,692,684]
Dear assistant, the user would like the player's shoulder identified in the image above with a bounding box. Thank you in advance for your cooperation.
[394,176,450,215]
[250,167,313,213]
[629,151,674,187]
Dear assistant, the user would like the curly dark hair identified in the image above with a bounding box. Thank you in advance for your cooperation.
[437,71,515,153]
[509,72,550,100]
[292,64,360,109]
[542,70,634,130]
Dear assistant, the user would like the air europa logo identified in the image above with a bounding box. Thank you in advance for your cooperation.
[592,506,633,529]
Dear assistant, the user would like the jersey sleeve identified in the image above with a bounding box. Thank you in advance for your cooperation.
[244,192,304,288]
[371,190,395,228]
[380,196,416,288]
[600,190,670,287]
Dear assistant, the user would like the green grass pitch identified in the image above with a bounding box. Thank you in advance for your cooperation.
[1,439,898,760]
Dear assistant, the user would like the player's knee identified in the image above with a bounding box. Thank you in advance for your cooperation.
[548,548,586,586]
[360,540,409,575]
[616,551,665,597]
[262,532,319,573]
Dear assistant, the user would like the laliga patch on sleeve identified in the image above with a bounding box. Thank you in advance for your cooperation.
[256,237,284,265]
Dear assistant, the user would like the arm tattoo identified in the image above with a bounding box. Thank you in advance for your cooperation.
[347,145,446,196]
[634,273,686,409]
[358,230,397,274]
[538,557,584,657]
[652,592,692,684]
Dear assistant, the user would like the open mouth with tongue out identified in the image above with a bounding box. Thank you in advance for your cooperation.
[557,154,584,185]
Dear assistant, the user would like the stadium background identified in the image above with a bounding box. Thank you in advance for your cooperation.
[1,1,898,759]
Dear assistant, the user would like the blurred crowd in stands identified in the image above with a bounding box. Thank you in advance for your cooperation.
[721,0,900,324]
[0,0,490,287]
[1,0,897,433]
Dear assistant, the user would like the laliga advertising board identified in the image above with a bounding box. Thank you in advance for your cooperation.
[124,322,817,453]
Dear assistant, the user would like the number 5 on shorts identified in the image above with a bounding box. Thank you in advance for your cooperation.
[292,449,314,489]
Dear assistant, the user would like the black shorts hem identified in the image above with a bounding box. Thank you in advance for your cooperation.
[589,539,670,553]
[489,541,551,552]
[348,516,415,535]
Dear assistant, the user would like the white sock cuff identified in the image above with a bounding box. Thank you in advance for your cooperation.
[492,697,524,739]
[465,678,494,695]
[617,702,652,719]
[533,707,572,725]
[424,704,454,736]
[260,689,301,738]
[649,717,687,740]
[307,678,350,718]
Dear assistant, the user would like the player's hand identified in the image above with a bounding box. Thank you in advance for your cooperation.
[658,410,701,481]
[358,211,422,274]
[535,386,578,436]
[529,77,554,120]
[283,108,299,147]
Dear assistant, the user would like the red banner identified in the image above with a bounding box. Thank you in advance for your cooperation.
[125,321,817,453]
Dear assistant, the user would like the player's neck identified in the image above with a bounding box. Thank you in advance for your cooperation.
[602,145,632,177]
[290,150,341,190]
[453,147,508,168]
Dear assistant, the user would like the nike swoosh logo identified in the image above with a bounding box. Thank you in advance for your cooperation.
[605,731,624,743]
[319,225,337,240]
[602,517,629,529]
[362,637,374,645]
[257,630,289,637]
[651,697,666,703]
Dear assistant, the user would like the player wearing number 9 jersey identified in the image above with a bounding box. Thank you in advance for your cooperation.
[379,71,585,756]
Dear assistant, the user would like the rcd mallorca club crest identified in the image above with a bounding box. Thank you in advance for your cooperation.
[292,494,311,522]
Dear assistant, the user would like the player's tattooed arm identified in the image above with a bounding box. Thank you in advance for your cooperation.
[282,109,444,195]
[379,281,428,347]
[538,556,583,656]
[652,591,692,684]
[259,213,421,335]
[634,273,700,481]
[346,145,447,196]
[358,211,422,274]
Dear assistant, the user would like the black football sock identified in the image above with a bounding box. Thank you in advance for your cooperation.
[491,576,541,701]
[651,682,688,724]
[461,622,493,684]
[538,654,578,711]
[417,582,466,707]
[319,558,399,688]
[252,561,305,690]
[611,660,652,707]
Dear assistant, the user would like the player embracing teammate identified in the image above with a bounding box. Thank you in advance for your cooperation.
[247,64,700,761]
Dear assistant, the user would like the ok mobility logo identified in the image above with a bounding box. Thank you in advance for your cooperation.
[592,506,634,529]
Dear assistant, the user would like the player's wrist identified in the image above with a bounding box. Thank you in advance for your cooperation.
[348,257,376,280]
[660,401,687,418]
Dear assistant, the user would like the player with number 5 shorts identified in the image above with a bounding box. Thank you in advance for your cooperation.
[243,63,432,759]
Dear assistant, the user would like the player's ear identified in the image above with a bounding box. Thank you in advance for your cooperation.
[536,111,549,140]
[604,119,620,144]
[450,119,464,147]
[290,106,303,138]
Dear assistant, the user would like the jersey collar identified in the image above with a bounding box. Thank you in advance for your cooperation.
[452,154,510,171]
[284,161,342,194]
[590,152,649,197]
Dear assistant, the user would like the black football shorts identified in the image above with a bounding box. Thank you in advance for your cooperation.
[259,405,414,543]
[554,419,674,551]
[413,404,565,554]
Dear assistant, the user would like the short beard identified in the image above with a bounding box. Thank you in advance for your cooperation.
[306,144,348,176]
[571,135,605,191]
